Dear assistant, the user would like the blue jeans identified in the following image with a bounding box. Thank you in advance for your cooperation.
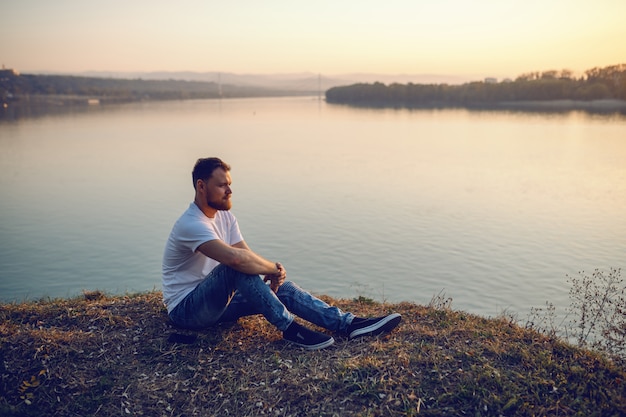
[169,264,354,333]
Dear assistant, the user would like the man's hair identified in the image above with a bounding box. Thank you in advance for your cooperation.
[192,157,231,188]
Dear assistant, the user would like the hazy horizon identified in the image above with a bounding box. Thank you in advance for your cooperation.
[21,69,480,87]
[2,1,625,81]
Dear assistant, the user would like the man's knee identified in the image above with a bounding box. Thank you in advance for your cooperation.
[277,280,297,295]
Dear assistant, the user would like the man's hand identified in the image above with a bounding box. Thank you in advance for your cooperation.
[264,262,286,293]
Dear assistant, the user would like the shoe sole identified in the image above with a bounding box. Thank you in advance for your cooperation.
[287,336,336,350]
[349,313,402,339]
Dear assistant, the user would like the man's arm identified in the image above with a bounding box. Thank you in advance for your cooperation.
[197,239,280,275]
[232,240,286,292]
[232,240,251,251]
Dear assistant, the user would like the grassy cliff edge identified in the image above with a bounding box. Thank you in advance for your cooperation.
[1,291,624,416]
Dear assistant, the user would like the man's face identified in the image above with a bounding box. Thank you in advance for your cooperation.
[202,168,233,211]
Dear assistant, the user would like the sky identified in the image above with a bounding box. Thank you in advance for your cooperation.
[1,0,625,80]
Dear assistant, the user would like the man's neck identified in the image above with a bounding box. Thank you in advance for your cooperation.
[194,199,217,219]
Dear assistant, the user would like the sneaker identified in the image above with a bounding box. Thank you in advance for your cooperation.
[347,313,402,339]
[283,321,335,350]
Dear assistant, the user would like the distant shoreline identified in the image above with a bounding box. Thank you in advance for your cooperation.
[325,98,626,114]
[10,95,626,110]
[495,99,626,110]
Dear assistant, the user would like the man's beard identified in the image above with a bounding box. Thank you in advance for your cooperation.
[207,197,232,211]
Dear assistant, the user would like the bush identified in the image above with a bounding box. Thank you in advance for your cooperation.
[527,268,625,363]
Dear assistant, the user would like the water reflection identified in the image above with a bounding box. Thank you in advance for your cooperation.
[3,96,626,124]
[0,97,624,321]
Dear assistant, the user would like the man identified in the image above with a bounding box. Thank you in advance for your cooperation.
[162,157,401,350]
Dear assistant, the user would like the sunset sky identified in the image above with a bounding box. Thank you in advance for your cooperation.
[2,0,624,80]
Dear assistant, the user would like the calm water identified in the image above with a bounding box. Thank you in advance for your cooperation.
[1,97,625,320]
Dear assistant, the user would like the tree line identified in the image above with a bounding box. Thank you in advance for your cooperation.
[325,64,626,108]
[0,73,305,103]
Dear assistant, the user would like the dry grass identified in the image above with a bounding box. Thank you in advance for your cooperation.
[1,291,624,416]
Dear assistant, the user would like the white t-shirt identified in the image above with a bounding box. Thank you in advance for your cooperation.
[162,202,244,312]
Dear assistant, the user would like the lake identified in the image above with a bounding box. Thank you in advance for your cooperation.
[1,97,625,321]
